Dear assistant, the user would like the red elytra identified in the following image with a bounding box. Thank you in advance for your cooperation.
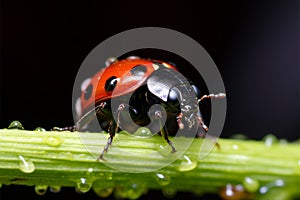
[80,58,177,115]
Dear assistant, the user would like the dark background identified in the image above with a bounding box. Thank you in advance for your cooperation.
[1,0,299,199]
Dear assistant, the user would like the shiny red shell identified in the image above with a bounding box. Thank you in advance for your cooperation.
[80,58,177,115]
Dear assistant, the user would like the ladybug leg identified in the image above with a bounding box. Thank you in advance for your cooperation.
[97,104,125,160]
[155,111,176,153]
[196,116,220,149]
[98,120,116,161]
[197,93,226,103]
[196,116,209,136]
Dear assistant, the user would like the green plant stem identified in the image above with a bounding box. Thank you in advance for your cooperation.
[0,129,299,199]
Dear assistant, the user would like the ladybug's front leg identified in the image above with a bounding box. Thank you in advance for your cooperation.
[97,120,117,161]
[97,104,124,160]
[155,111,176,153]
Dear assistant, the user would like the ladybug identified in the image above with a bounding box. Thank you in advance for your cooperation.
[56,56,225,160]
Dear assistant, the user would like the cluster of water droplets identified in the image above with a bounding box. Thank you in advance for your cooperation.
[3,120,200,199]
[4,121,299,199]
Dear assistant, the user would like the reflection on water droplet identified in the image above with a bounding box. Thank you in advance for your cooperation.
[259,179,285,194]
[76,178,92,193]
[93,187,113,198]
[219,184,250,200]
[45,136,62,147]
[232,144,239,150]
[8,121,24,130]
[133,127,153,138]
[35,185,48,195]
[19,155,35,173]
[259,186,269,194]
[177,155,197,172]
[274,179,284,187]
[87,168,93,173]
[50,186,61,193]
[155,173,171,186]
[35,127,46,132]
[263,134,278,147]
[243,177,259,193]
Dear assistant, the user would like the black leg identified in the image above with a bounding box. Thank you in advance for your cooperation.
[155,111,176,153]
[97,104,126,160]
[97,120,116,161]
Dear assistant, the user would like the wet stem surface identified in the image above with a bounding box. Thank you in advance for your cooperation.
[0,122,299,199]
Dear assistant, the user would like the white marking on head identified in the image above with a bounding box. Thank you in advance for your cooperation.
[105,57,117,67]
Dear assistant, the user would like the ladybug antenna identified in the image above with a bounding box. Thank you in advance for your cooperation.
[197,93,226,104]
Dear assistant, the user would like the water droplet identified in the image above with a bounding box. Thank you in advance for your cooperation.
[35,127,46,132]
[263,134,278,147]
[259,186,269,194]
[35,185,48,195]
[232,144,239,150]
[8,121,24,130]
[155,173,171,186]
[231,134,248,140]
[114,187,128,199]
[177,155,197,171]
[50,186,61,193]
[133,127,153,137]
[259,179,285,194]
[219,184,251,200]
[162,188,177,198]
[274,179,285,187]
[127,183,145,199]
[19,155,35,173]
[44,136,62,147]
[106,173,113,181]
[114,183,145,200]
[279,139,288,145]
[243,177,260,193]
[76,178,92,193]
[87,167,93,173]
[93,187,113,198]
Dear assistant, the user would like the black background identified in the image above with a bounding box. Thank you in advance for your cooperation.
[1,0,299,199]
